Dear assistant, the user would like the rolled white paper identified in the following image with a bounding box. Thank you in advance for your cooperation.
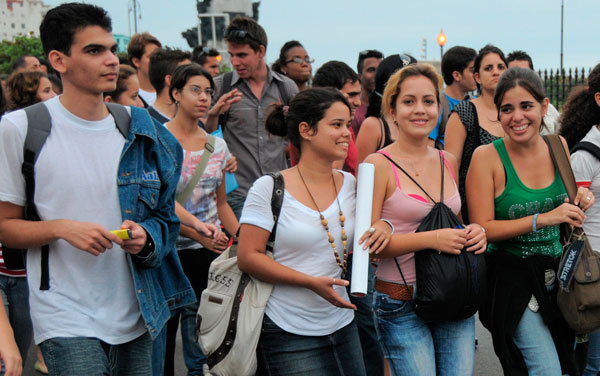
[350,163,375,297]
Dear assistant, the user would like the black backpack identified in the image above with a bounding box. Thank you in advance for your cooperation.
[2,102,130,291]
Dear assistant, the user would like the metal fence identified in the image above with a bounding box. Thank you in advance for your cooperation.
[537,67,590,110]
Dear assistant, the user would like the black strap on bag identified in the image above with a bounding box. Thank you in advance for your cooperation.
[218,71,291,129]
[14,102,130,289]
[571,141,600,161]
[205,172,284,368]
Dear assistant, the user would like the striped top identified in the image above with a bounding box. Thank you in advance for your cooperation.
[0,245,27,277]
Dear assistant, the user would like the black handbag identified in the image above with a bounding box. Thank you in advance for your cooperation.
[381,152,487,321]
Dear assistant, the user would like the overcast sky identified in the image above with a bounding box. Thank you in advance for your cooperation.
[46,0,599,73]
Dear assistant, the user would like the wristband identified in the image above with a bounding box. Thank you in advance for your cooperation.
[532,213,539,233]
[380,219,395,234]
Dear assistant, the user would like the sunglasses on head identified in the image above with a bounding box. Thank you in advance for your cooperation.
[225,29,261,44]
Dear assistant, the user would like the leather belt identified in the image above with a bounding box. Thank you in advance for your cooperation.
[375,278,414,301]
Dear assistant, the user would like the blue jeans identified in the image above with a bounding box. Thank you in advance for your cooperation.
[512,307,562,375]
[347,261,384,375]
[0,275,32,366]
[164,302,205,375]
[373,290,475,376]
[257,315,366,376]
[40,332,152,376]
[226,193,246,221]
[584,329,600,376]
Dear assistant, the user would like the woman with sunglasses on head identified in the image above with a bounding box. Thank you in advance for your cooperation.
[559,63,600,376]
[356,54,417,164]
[467,67,594,375]
[445,44,507,223]
[365,63,486,376]
[238,87,391,376]
[272,40,313,92]
[161,63,239,375]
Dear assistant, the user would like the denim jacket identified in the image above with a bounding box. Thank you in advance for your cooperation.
[118,106,195,340]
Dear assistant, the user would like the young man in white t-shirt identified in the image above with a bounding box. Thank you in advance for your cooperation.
[0,3,194,375]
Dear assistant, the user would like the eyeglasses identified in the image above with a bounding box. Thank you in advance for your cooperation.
[225,29,261,44]
[184,85,214,97]
[197,46,210,56]
[285,57,315,65]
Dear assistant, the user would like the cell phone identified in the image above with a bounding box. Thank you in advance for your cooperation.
[110,229,132,240]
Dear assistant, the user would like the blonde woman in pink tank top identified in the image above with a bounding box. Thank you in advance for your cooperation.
[363,63,487,376]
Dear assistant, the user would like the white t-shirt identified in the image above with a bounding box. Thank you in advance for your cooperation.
[541,103,560,135]
[0,97,146,344]
[240,171,355,336]
[138,88,157,106]
[571,125,600,252]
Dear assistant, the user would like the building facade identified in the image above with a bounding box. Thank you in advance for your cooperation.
[0,0,50,41]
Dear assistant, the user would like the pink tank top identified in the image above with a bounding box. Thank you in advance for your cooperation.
[375,150,462,283]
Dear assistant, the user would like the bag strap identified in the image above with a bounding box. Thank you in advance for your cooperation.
[378,152,444,203]
[571,141,600,162]
[23,103,52,290]
[205,171,284,369]
[105,102,131,138]
[266,171,285,252]
[274,77,290,106]
[176,135,215,205]
[543,134,577,202]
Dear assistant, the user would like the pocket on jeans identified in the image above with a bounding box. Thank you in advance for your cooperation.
[374,292,412,319]
[261,315,284,334]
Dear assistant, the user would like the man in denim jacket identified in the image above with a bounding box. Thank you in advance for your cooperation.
[0,3,193,375]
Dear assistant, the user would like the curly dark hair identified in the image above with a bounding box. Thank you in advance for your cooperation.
[559,63,600,149]
[6,71,47,110]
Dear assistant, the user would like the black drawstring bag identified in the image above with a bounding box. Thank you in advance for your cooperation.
[381,152,487,321]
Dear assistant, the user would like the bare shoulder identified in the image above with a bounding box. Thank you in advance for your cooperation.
[358,116,381,134]
[470,143,501,168]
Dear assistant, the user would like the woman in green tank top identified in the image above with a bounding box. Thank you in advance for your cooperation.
[466,67,594,375]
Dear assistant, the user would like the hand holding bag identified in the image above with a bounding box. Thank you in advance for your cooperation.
[381,152,487,321]
[544,134,600,334]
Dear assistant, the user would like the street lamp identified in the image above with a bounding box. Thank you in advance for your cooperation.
[437,29,447,61]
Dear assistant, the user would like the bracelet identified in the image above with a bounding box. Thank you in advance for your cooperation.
[532,213,539,232]
[479,224,486,234]
[436,231,441,254]
[380,219,395,235]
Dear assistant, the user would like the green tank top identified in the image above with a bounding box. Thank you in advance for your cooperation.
[488,139,567,258]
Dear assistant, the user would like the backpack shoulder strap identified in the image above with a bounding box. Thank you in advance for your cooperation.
[266,172,285,252]
[571,141,600,161]
[105,102,131,138]
[23,102,52,167]
[23,102,52,290]
[218,72,234,129]
[274,77,290,105]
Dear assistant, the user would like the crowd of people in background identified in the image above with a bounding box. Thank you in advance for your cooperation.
[1,2,600,376]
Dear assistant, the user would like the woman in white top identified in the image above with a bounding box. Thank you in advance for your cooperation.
[238,87,392,375]
[559,63,600,376]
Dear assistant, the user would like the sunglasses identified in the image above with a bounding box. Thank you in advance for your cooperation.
[225,29,261,44]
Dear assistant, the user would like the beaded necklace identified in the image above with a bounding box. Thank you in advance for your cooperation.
[297,166,348,276]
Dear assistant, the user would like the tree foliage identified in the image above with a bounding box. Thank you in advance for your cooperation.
[0,34,45,74]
